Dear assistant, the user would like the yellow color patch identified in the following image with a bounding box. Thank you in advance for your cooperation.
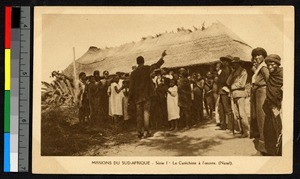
[5,49,10,90]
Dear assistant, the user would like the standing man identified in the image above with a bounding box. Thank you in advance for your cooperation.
[228,57,249,138]
[217,55,234,131]
[250,47,270,155]
[263,54,283,156]
[100,70,110,125]
[129,50,167,139]
[94,70,101,84]
[76,72,89,124]
[87,75,99,125]
[178,68,192,129]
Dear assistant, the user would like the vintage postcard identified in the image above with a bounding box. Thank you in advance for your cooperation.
[32,6,294,174]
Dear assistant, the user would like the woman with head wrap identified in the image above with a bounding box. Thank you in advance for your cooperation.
[263,54,283,156]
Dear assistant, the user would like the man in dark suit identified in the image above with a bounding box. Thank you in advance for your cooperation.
[217,55,234,131]
[129,50,167,138]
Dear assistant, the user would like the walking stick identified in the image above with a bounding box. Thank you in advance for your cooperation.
[230,94,236,135]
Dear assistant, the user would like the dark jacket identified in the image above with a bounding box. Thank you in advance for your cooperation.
[217,65,232,94]
[129,58,164,104]
[178,77,192,108]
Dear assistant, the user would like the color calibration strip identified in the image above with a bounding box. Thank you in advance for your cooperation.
[4,6,12,172]
[4,6,30,172]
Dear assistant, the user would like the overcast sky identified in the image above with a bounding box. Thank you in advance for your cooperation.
[41,13,283,82]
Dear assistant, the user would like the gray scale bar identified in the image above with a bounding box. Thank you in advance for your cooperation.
[18,123,29,172]
[18,6,30,173]
[11,29,20,136]
[19,77,30,124]
[11,28,20,172]
[20,7,30,29]
[20,30,30,77]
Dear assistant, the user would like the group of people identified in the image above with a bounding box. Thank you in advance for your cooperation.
[75,47,283,156]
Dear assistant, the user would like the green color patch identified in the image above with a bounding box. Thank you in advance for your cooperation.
[4,91,10,133]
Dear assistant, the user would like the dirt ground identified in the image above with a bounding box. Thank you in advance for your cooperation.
[79,119,257,156]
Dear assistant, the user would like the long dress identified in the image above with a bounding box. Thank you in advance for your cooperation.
[109,82,123,116]
[167,86,180,121]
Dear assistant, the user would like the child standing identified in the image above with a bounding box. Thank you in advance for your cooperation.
[167,79,180,131]
[108,76,124,127]
[204,72,215,120]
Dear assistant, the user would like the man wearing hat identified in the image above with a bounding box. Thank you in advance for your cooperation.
[250,47,270,155]
[217,55,234,131]
[263,54,283,156]
[228,57,249,137]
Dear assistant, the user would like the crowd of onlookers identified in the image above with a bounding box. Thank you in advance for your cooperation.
[71,47,283,156]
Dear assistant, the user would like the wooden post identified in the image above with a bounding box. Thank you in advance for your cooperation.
[73,47,77,104]
[73,47,77,83]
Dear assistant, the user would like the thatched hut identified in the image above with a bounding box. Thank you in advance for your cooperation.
[64,22,253,79]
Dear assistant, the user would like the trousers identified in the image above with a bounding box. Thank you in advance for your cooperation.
[136,100,151,134]
[233,97,249,134]
[250,86,267,153]
[219,94,233,129]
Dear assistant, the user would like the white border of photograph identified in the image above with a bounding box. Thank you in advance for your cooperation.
[32,6,294,174]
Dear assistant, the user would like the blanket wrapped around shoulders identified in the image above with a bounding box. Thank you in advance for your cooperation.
[266,67,283,109]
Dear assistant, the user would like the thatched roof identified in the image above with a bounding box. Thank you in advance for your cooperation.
[64,22,252,77]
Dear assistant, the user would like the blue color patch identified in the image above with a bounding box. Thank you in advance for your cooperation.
[4,133,10,172]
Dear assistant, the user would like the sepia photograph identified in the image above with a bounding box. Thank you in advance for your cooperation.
[32,6,294,174]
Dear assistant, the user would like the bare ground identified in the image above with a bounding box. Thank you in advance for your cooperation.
[78,119,257,156]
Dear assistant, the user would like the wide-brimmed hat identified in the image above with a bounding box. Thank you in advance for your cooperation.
[116,71,125,75]
[230,57,243,64]
[220,55,233,62]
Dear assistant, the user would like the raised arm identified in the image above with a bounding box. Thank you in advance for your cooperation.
[150,50,167,71]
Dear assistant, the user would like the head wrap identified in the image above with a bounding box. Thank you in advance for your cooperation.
[265,54,281,66]
[251,47,267,58]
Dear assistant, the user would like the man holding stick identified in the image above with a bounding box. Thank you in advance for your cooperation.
[228,57,249,137]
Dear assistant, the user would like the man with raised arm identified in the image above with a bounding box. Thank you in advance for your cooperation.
[129,50,167,139]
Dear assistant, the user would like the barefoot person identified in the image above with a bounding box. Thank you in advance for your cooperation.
[109,75,124,128]
[129,50,167,139]
[167,79,180,131]
[76,72,90,124]
[250,47,269,155]
[178,68,192,129]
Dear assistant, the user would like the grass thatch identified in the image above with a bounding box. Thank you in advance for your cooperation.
[64,22,252,77]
